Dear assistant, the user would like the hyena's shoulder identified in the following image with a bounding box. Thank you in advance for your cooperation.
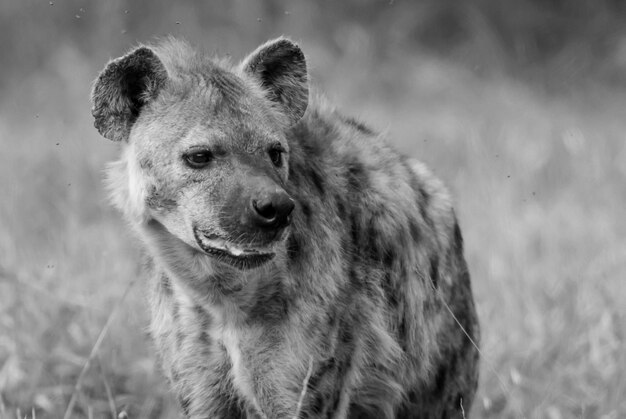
[287,98,457,258]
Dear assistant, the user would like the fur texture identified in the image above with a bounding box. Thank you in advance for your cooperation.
[92,37,480,418]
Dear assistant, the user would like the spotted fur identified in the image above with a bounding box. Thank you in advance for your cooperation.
[91,37,480,418]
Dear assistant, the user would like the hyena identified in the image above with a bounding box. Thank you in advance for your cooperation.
[91,37,479,418]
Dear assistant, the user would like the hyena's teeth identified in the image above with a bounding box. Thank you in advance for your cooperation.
[225,243,265,256]
[227,244,244,256]
[201,236,267,257]
[202,238,228,251]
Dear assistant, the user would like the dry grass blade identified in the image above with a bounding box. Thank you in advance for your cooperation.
[63,279,137,419]
[293,356,314,419]
[434,282,524,419]
[97,354,117,419]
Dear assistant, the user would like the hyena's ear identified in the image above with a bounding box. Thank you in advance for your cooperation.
[241,38,308,125]
[91,47,168,142]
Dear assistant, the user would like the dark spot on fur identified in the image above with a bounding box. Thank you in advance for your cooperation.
[199,330,211,345]
[179,396,191,417]
[306,357,338,410]
[165,368,179,390]
[176,328,185,351]
[418,183,431,208]
[412,181,434,232]
[429,254,440,290]
[349,213,360,250]
[409,219,421,243]
[139,157,153,169]
[214,272,245,294]
[453,221,464,253]
[365,218,402,280]
[287,139,329,197]
[286,232,302,261]
[348,404,373,418]
[423,291,441,317]
[146,187,177,211]
[308,165,326,196]
[402,157,436,234]
[433,362,449,396]
[346,160,368,193]
[365,219,381,261]
[300,200,313,225]
[398,315,407,348]
[342,115,375,135]
[294,111,336,146]
[247,284,289,323]
[308,358,336,390]
[160,275,173,296]
[347,266,362,293]
[382,249,394,271]
[297,131,326,158]
[383,272,399,309]
[172,301,180,323]
[194,305,211,329]
[311,393,325,414]
[339,321,354,345]
[287,164,301,186]
[335,196,347,221]
[330,387,343,413]
[324,357,337,370]
[315,357,337,379]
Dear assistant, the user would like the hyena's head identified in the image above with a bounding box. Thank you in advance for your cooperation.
[91,38,307,270]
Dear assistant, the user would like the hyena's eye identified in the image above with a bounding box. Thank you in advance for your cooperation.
[268,145,285,168]
[183,150,213,169]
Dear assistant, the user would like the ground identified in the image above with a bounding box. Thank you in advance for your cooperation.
[0,33,625,419]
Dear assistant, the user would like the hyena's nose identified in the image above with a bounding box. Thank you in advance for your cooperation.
[251,192,295,229]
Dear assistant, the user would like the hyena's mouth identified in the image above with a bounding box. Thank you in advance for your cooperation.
[193,230,276,269]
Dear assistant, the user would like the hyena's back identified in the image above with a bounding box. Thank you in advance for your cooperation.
[275,104,480,418]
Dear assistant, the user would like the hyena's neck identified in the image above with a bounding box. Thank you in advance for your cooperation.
[139,218,293,320]
[152,261,293,332]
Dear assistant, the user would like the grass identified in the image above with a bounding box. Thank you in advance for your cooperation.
[1,33,625,419]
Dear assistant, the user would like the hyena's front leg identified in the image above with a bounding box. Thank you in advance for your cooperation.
[150,280,248,418]
[234,334,318,418]
[241,324,360,419]
[172,353,247,418]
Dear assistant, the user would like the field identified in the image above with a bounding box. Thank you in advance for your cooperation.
[1,1,625,418]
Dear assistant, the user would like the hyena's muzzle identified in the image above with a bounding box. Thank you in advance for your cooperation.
[193,170,295,270]
[245,175,295,232]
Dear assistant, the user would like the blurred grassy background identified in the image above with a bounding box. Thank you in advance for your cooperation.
[1,1,625,418]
